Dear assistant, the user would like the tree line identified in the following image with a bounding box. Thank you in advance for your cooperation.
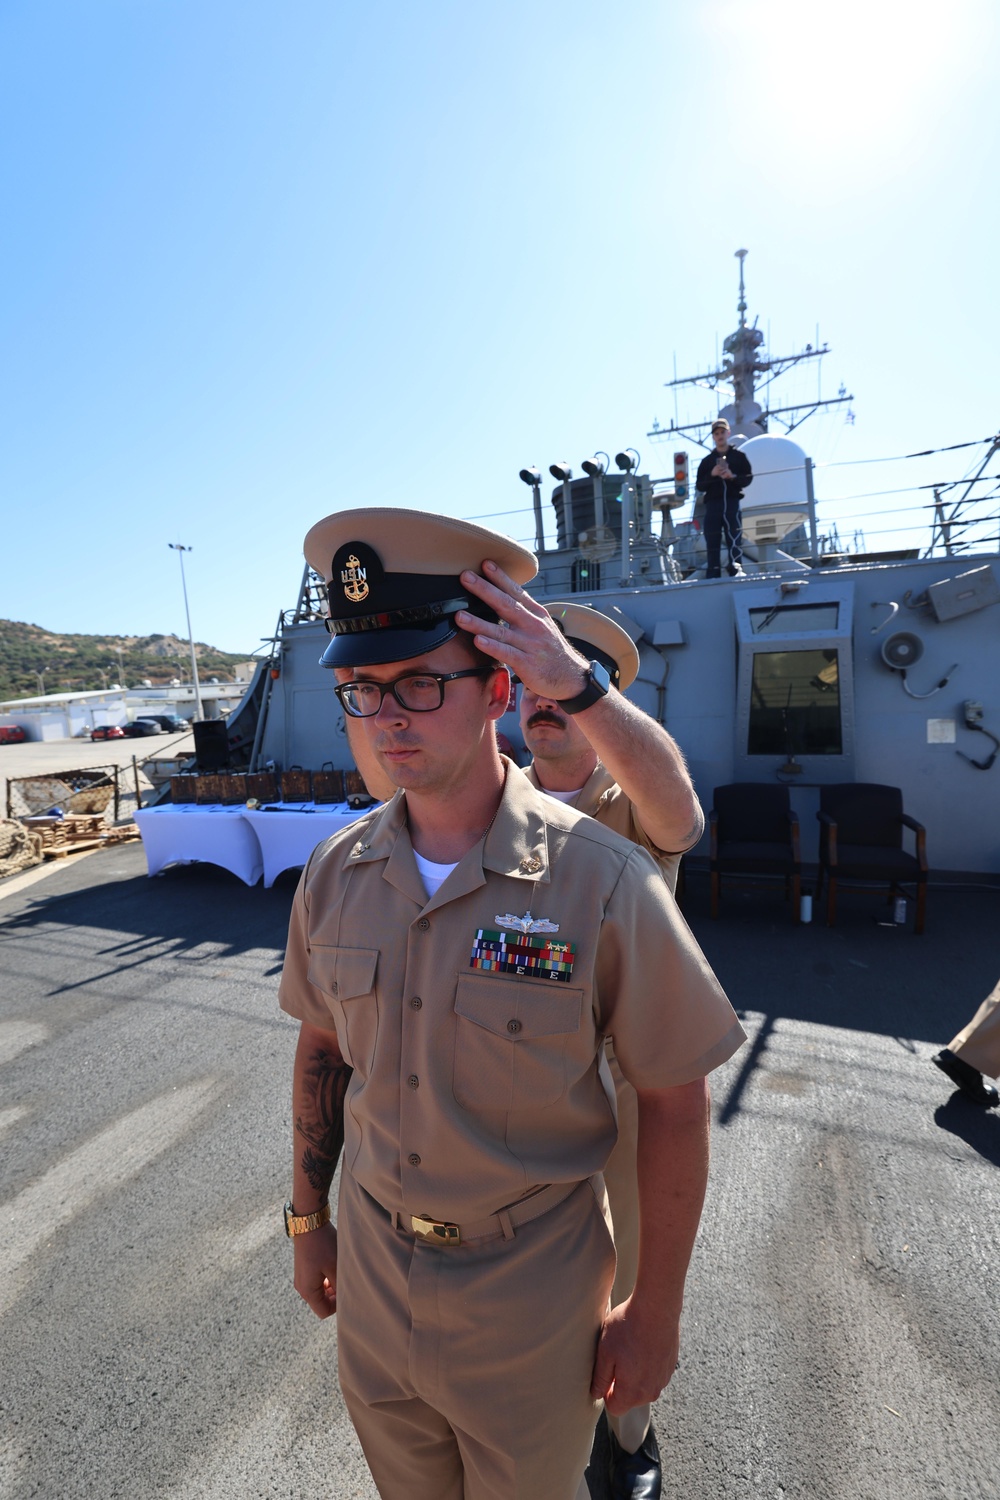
[0,620,250,702]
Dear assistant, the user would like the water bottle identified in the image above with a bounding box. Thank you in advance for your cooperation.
[893,896,907,924]
[800,892,813,923]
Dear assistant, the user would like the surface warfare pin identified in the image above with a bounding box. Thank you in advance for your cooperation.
[495,910,558,934]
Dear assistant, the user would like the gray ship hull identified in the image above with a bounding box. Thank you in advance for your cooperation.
[254,551,1000,878]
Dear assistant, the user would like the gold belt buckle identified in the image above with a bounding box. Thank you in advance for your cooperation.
[411,1215,461,1246]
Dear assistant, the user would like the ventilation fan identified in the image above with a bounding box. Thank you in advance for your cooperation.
[881,632,924,671]
[879,632,957,699]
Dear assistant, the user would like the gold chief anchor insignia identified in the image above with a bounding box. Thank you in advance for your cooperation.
[495,911,560,934]
[341,555,369,603]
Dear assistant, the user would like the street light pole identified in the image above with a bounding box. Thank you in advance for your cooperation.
[168,543,204,721]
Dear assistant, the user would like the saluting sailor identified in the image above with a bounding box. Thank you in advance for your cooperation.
[455,570,705,1497]
[279,507,745,1500]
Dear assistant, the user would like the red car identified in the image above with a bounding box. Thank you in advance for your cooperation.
[91,724,126,741]
[0,725,27,744]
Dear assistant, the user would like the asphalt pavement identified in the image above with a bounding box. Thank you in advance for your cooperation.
[1,849,997,1500]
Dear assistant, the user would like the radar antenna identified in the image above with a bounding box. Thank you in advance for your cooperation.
[649,249,854,448]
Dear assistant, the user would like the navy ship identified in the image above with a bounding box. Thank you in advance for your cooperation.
[225,252,1000,879]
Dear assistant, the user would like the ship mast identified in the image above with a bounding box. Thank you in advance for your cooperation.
[649,248,854,448]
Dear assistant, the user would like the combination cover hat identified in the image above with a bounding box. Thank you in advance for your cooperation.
[305,507,538,668]
[545,602,640,690]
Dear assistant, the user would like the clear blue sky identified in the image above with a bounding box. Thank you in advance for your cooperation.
[2,0,996,656]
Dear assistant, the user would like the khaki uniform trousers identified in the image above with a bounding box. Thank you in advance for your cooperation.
[600,1043,652,1455]
[336,1169,616,1500]
[949,978,1000,1080]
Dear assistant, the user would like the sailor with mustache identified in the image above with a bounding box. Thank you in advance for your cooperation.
[455,572,704,1500]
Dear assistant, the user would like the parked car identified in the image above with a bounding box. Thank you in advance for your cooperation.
[122,718,163,738]
[91,725,126,740]
[0,725,28,744]
[143,714,189,733]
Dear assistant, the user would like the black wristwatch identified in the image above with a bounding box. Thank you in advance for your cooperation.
[557,659,611,715]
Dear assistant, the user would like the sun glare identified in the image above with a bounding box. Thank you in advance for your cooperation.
[707,0,984,176]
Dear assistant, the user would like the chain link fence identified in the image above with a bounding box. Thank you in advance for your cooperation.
[5,763,148,825]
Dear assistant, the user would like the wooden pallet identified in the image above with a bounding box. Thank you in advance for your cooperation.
[44,839,105,859]
[102,826,140,845]
[26,814,105,850]
[39,822,139,859]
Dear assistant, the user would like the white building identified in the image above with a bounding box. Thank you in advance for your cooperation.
[0,676,253,742]
[0,688,130,742]
[124,679,250,721]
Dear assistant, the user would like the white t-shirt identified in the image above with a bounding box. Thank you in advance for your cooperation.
[413,850,460,900]
[535,785,587,806]
[411,784,584,895]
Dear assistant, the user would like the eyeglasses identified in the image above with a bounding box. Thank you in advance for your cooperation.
[334,668,498,718]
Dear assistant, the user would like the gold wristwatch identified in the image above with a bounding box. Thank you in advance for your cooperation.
[283,1199,331,1238]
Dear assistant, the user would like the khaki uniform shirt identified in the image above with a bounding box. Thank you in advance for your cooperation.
[523,762,682,893]
[279,761,743,1224]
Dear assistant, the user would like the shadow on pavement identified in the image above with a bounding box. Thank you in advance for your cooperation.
[933,1095,1000,1167]
[680,874,999,1048]
[2,852,996,1048]
[0,851,300,991]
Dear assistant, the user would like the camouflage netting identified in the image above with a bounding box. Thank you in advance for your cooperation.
[6,767,137,822]
[0,818,42,879]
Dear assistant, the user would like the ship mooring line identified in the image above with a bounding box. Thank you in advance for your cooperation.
[819,436,997,468]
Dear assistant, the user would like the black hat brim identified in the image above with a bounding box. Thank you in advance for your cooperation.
[319,617,462,670]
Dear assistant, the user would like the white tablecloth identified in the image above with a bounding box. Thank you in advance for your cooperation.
[134,804,265,886]
[243,803,367,887]
[134,801,372,888]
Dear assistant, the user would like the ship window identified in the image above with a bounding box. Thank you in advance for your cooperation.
[749,603,839,634]
[747,649,842,756]
[572,558,601,593]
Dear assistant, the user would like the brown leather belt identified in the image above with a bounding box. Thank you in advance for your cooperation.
[386,1177,596,1248]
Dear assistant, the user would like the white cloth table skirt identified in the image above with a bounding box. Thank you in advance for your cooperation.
[135,801,372,887]
[243,803,367,887]
[134,804,265,885]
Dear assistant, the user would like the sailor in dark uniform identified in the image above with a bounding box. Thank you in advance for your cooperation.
[695,417,753,578]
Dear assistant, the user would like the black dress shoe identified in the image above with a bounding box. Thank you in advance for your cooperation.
[932,1049,1000,1108]
[608,1424,662,1500]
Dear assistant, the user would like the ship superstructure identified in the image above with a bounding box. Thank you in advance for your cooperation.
[225,254,1000,878]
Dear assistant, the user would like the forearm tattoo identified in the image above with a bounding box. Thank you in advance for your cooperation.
[295,1048,353,1195]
